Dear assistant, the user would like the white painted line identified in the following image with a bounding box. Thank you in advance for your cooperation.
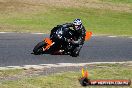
[0,32,132,40]
[0,32,11,34]
[0,32,6,33]
[92,35,97,36]
[0,32,131,38]
[128,37,132,38]
[23,65,45,69]
[31,33,45,34]
[0,32,45,35]
[108,36,117,38]
[0,61,132,70]
[0,32,20,34]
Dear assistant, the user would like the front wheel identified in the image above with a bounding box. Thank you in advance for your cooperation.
[70,47,80,57]
[33,41,46,55]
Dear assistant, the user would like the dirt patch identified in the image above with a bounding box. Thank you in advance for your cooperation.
[17,0,132,12]
[0,0,131,13]
[0,0,47,13]
[0,63,132,82]
[82,1,132,13]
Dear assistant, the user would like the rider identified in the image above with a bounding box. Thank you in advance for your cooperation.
[57,18,86,55]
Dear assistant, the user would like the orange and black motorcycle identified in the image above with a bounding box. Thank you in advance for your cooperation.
[32,26,92,57]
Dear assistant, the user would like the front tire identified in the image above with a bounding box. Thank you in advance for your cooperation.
[70,47,80,57]
[33,41,46,55]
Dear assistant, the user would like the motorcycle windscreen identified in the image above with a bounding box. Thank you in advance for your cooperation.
[85,32,92,41]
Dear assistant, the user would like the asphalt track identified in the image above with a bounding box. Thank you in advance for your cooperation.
[0,33,132,67]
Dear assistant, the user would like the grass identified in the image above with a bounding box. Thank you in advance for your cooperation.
[0,63,132,88]
[100,0,132,4]
[0,69,24,78]
[0,0,132,35]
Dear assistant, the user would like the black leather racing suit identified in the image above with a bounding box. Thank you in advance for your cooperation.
[57,23,86,54]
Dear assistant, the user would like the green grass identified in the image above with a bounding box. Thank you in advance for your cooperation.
[0,69,24,78]
[100,0,132,4]
[1,7,132,35]
[0,63,132,88]
[0,0,132,35]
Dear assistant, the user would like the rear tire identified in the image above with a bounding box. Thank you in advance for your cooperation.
[33,41,46,55]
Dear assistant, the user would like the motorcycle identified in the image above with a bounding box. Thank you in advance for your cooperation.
[32,26,92,57]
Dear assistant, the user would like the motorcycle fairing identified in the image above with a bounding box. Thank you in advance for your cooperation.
[43,38,54,51]
[85,32,92,41]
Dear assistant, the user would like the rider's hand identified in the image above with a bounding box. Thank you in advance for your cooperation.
[67,39,71,42]
[71,40,75,44]
[71,40,80,45]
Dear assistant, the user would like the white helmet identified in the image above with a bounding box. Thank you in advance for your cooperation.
[73,18,82,30]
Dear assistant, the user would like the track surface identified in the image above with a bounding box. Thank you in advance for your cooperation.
[0,33,132,67]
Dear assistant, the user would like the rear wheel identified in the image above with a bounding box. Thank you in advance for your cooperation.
[33,41,46,55]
